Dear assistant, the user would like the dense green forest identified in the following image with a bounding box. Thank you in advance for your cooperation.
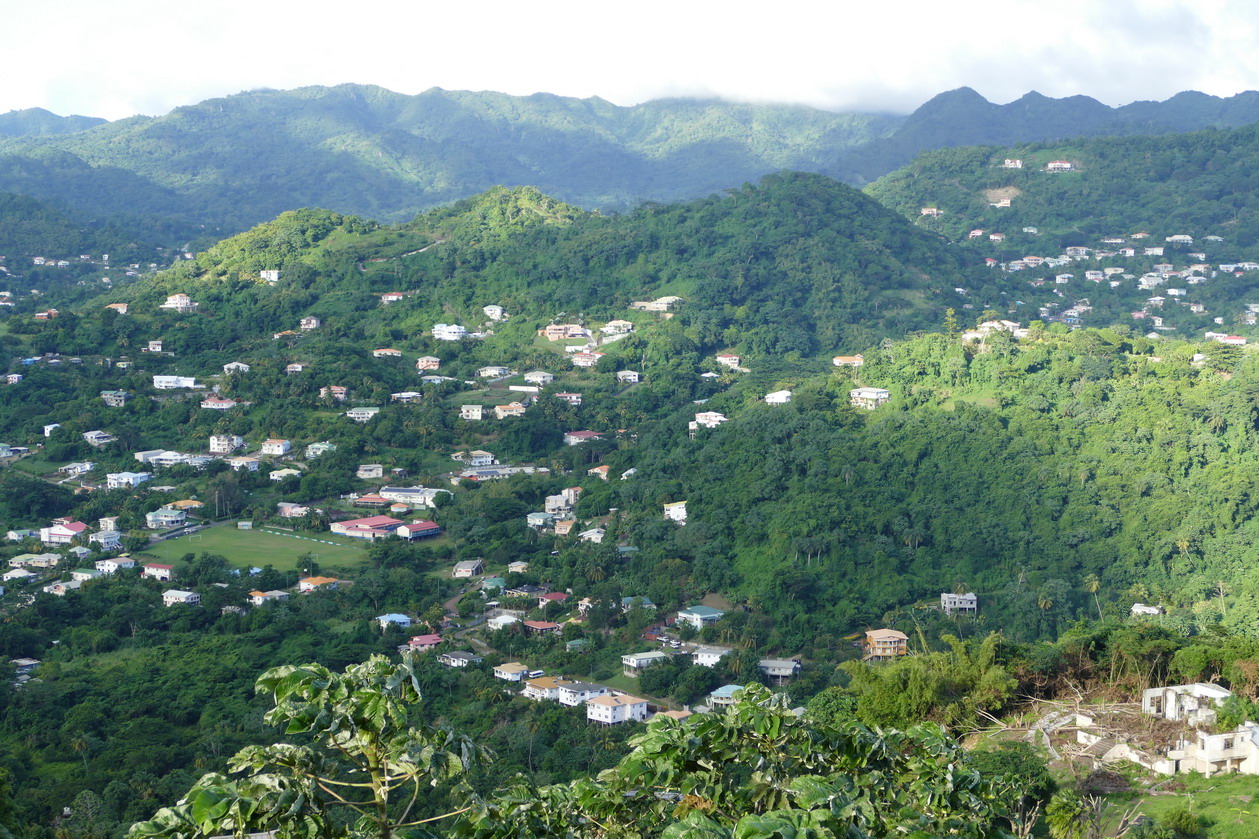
[3,83,1259,237]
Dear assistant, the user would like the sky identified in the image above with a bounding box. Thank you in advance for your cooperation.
[5,0,1259,120]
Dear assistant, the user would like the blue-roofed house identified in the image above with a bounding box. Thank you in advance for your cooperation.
[376,613,412,630]
[709,684,745,707]
[621,595,655,611]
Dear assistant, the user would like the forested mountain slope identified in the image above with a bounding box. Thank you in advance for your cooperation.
[2,84,1259,237]
[837,87,1259,183]
[0,107,106,137]
[81,173,979,364]
[866,122,1259,249]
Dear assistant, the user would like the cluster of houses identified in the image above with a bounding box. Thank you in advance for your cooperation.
[1077,682,1259,777]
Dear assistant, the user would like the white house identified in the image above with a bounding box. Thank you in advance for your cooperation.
[40,520,88,545]
[621,651,673,676]
[432,323,467,341]
[89,531,123,551]
[222,361,251,374]
[345,407,381,422]
[357,464,384,480]
[663,501,687,523]
[493,662,531,682]
[159,293,198,312]
[143,563,175,581]
[483,305,506,321]
[715,353,740,368]
[586,694,648,725]
[438,651,483,668]
[261,439,292,456]
[523,371,554,386]
[765,390,792,405]
[453,559,485,578]
[676,605,724,630]
[209,435,245,454]
[940,592,978,614]
[758,659,802,684]
[478,365,511,378]
[1132,603,1165,616]
[556,681,609,707]
[162,589,200,607]
[690,412,728,431]
[460,405,483,421]
[106,471,151,489]
[145,507,186,529]
[616,370,640,383]
[96,557,135,574]
[850,387,891,410]
[692,647,730,667]
[152,375,198,390]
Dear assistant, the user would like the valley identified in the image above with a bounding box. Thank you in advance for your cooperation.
[4,84,1259,838]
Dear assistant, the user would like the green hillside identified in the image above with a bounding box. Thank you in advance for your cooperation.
[2,84,1259,238]
[866,123,1259,248]
[5,160,1259,838]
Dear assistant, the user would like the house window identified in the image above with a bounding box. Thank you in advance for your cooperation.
[1223,738,1234,750]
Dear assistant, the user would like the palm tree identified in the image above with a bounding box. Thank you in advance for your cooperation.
[70,735,89,772]
[1083,573,1103,620]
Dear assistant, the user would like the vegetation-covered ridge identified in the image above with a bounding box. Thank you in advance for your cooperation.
[867,122,1259,248]
[46,174,975,366]
[3,83,1259,236]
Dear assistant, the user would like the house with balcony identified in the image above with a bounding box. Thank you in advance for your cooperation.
[941,592,978,614]
[864,629,909,660]
[850,387,891,410]
[587,694,648,725]
[145,507,186,529]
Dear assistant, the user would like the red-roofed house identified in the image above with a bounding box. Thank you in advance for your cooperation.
[330,515,404,540]
[398,520,441,540]
[523,620,562,636]
[539,592,570,609]
[564,430,603,446]
[353,494,391,508]
[404,634,443,652]
[143,563,175,581]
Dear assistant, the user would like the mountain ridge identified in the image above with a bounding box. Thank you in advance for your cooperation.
[2,83,1259,240]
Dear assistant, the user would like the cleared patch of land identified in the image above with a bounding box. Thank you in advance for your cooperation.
[140,525,367,571]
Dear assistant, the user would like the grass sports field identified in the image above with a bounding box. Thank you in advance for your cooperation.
[140,525,367,571]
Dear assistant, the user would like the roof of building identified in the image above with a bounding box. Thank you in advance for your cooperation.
[588,694,646,707]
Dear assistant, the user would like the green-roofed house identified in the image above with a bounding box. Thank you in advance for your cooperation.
[677,604,725,631]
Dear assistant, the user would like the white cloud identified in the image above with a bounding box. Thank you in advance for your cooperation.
[4,0,1259,120]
